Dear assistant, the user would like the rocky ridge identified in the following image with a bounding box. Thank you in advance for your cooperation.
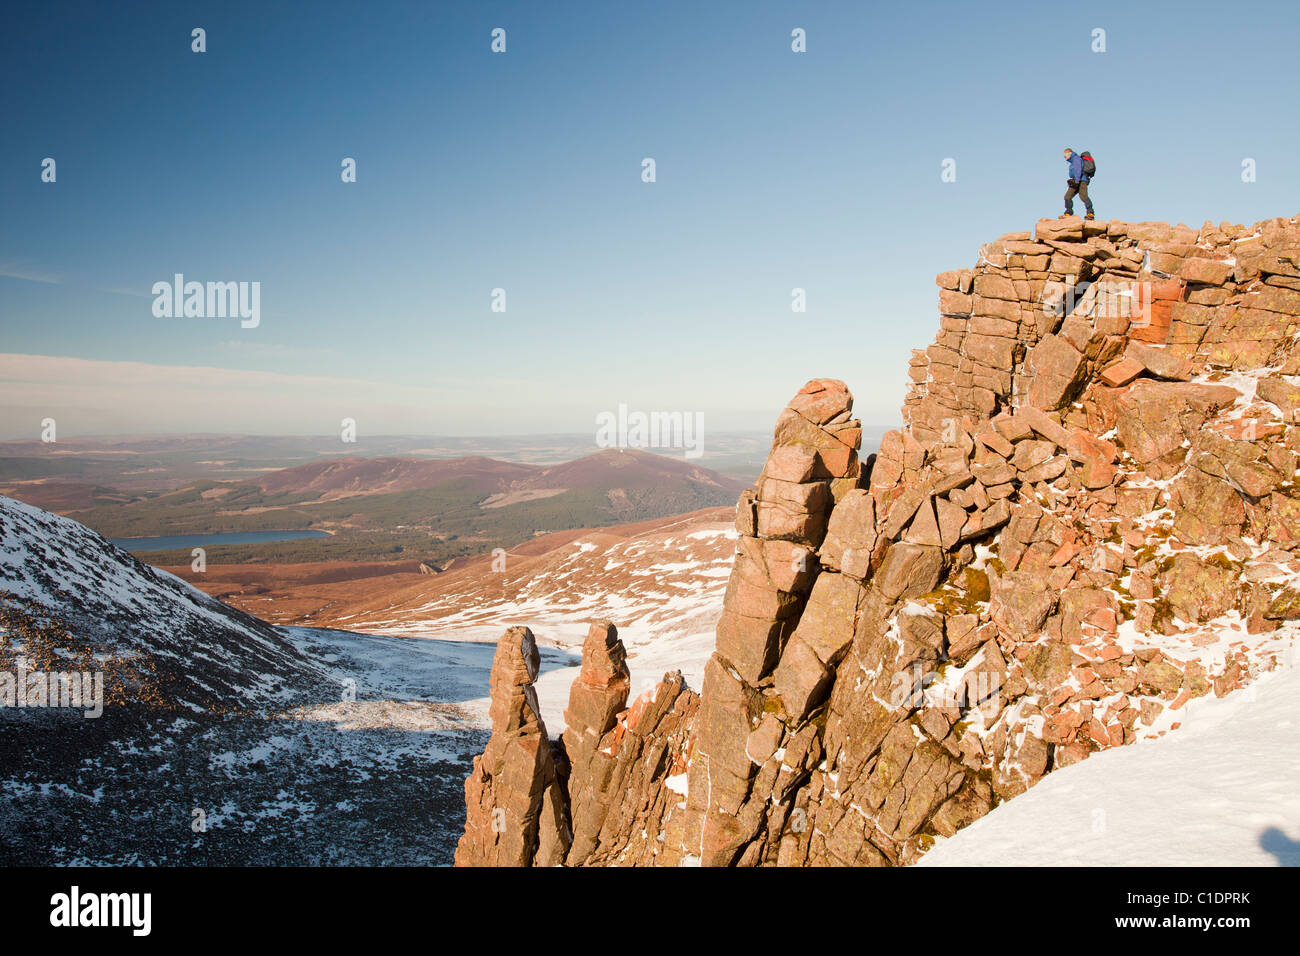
[455,212,1300,866]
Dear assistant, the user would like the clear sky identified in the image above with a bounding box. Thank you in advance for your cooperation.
[2,0,1298,440]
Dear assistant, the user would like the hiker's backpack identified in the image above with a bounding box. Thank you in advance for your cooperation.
[1080,151,1097,179]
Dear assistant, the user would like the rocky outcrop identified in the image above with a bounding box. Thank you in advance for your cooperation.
[695,378,859,864]
[456,620,700,867]
[454,626,570,866]
[561,621,630,863]
[566,666,698,866]
[456,212,1300,866]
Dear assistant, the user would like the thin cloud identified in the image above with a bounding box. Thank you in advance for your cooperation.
[0,260,61,285]
[218,339,340,360]
[0,353,541,437]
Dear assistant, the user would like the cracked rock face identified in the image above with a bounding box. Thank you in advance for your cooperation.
[455,626,570,867]
[457,213,1300,866]
[562,621,630,864]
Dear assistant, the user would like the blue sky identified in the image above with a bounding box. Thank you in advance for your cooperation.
[2,0,1298,439]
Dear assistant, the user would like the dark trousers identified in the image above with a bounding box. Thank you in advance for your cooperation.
[1065,179,1093,215]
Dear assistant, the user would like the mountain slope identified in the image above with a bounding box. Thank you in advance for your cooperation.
[0,494,489,864]
[0,494,324,711]
[918,651,1300,866]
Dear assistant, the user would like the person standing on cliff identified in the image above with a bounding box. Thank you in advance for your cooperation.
[1060,147,1095,220]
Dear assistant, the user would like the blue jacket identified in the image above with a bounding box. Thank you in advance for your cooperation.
[1067,151,1088,183]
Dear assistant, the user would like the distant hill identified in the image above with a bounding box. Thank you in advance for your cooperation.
[525,449,738,492]
[23,449,749,567]
[251,448,742,502]
[253,455,536,500]
[0,431,774,503]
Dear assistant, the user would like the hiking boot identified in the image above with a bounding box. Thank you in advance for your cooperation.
[1085,212,1096,220]
[1059,212,1072,219]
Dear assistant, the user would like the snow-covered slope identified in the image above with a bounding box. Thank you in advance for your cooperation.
[919,643,1300,866]
[0,494,488,864]
[0,493,325,709]
[324,511,738,732]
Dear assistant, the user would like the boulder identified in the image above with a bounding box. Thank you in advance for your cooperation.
[819,489,877,579]
[1258,375,1300,422]
[715,608,788,684]
[1162,553,1239,623]
[1124,341,1192,381]
[1179,257,1235,285]
[1022,640,1073,691]
[903,497,944,547]
[1025,335,1087,410]
[1170,469,1246,546]
[874,543,945,602]
[788,377,855,426]
[764,445,820,483]
[1098,356,1143,387]
[1015,405,1071,449]
[1114,380,1240,479]
[958,498,1012,542]
[788,572,865,669]
[935,496,967,550]
[991,571,1056,637]
[773,635,833,721]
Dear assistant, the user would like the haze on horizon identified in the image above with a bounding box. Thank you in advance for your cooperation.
[3,0,1298,442]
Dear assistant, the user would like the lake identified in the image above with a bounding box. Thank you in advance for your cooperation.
[109,530,332,552]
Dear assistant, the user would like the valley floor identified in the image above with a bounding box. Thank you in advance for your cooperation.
[2,626,511,866]
[2,506,736,866]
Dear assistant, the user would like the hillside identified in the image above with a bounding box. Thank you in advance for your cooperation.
[454,211,1300,867]
[164,506,736,634]
[252,455,535,499]
[0,489,740,865]
[0,494,323,711]
[0,493,491,864]
[46,448,748,567]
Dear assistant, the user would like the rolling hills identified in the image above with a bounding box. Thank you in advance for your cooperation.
[12,448,749,567]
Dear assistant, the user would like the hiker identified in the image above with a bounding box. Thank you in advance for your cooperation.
[1061,147,1096,220]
